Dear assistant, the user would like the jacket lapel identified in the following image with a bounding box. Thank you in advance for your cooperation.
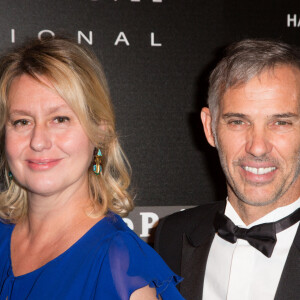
[178,202,299,300]
[180,234,214,300]
[275,224,300,299]
[180,202,225,300]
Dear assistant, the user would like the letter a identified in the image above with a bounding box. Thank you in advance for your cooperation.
[114,32,130,46]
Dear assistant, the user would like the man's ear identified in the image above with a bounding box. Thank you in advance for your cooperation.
[200,107,216,147]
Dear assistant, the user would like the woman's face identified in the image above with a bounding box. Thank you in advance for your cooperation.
[5,74,94,198]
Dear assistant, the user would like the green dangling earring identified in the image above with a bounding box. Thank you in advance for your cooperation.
[93,148,103,175]
[8,171,13,183]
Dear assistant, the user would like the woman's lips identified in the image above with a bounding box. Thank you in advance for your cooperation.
[26,159,62,171]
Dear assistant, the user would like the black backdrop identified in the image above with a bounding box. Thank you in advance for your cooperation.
[0,0,299,240]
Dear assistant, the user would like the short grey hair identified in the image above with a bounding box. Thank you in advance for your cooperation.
[207,39,300,132]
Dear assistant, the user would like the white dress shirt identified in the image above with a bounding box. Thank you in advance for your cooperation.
[203,197,300,300]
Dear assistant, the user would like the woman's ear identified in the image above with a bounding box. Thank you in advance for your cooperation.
[99,121,107,133]
[200,107,216,147]
[92,121,108,149]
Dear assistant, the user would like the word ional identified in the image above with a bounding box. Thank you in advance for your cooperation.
[10,29,162,47]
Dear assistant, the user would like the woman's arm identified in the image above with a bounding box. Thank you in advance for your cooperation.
[130,285,161,300]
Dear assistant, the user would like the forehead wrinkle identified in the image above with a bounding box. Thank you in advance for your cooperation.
[9,103,72,116]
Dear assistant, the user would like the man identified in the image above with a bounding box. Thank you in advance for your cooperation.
[155,39,300,300]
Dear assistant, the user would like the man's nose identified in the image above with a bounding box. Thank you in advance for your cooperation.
[30,124,52,152]
[245,125,272,157]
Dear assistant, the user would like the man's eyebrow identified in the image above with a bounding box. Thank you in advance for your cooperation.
[222,113,248,119]
[271,113,298,118]
[222,112,299,119]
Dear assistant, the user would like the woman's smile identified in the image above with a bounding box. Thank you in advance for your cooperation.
[26,158,63,171]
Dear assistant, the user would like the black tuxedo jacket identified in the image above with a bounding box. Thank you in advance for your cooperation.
[155,202,300,300]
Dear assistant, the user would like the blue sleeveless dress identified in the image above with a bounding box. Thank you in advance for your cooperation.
[0,212,184,299]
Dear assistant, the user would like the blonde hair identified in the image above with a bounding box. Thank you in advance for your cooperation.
[0,37,133,222]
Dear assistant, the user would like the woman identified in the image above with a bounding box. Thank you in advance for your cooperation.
[0,37,184,299]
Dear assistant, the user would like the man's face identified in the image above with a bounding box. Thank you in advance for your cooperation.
[203,65,300,208]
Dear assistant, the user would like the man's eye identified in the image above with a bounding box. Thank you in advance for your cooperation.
[54,116,70,123]
[225,119,249,130]
[13,119,29,126]
[229,120,244,125]
[275,120,291,126]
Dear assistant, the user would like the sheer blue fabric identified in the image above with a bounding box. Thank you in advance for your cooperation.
[0,212,184,299]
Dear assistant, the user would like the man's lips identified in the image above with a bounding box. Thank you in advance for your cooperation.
[242,166,277,175]
[239,164,278,184]
[26,159,63,170]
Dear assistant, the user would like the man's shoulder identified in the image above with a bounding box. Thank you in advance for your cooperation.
[155,201,225,250]
[154,201,225,275]
[161,201,225,231]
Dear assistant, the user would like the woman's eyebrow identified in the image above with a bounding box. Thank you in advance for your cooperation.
[9,104,71,116]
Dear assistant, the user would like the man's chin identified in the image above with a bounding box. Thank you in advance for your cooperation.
[232,186,282,207]
[239,197,279,207]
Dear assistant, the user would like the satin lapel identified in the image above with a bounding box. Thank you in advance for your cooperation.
[275,224,300,300]
[179,202,225,300]
[180,234,214,300]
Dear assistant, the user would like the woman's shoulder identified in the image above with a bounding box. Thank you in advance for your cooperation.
[97,212,184,299]
[0,220,14,235]
[104,212,158,258]
[0,221,14,254]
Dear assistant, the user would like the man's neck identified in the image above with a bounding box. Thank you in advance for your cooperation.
[227,191,300,225]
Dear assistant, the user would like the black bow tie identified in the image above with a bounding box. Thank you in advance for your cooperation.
[214,208,300,258]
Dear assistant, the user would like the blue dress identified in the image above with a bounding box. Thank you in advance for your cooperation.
[0,212,184,299]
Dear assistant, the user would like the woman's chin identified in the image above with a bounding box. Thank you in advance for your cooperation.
[23,179,64,197]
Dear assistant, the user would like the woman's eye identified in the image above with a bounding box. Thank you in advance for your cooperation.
[13,119,29,126]
[54,116,70,123]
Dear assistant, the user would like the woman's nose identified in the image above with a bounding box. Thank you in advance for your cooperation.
[30,124,52,152]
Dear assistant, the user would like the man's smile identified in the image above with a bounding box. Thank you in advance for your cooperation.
[242,166,276,175]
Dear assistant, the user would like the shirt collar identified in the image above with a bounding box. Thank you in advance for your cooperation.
[225,197,300,228]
